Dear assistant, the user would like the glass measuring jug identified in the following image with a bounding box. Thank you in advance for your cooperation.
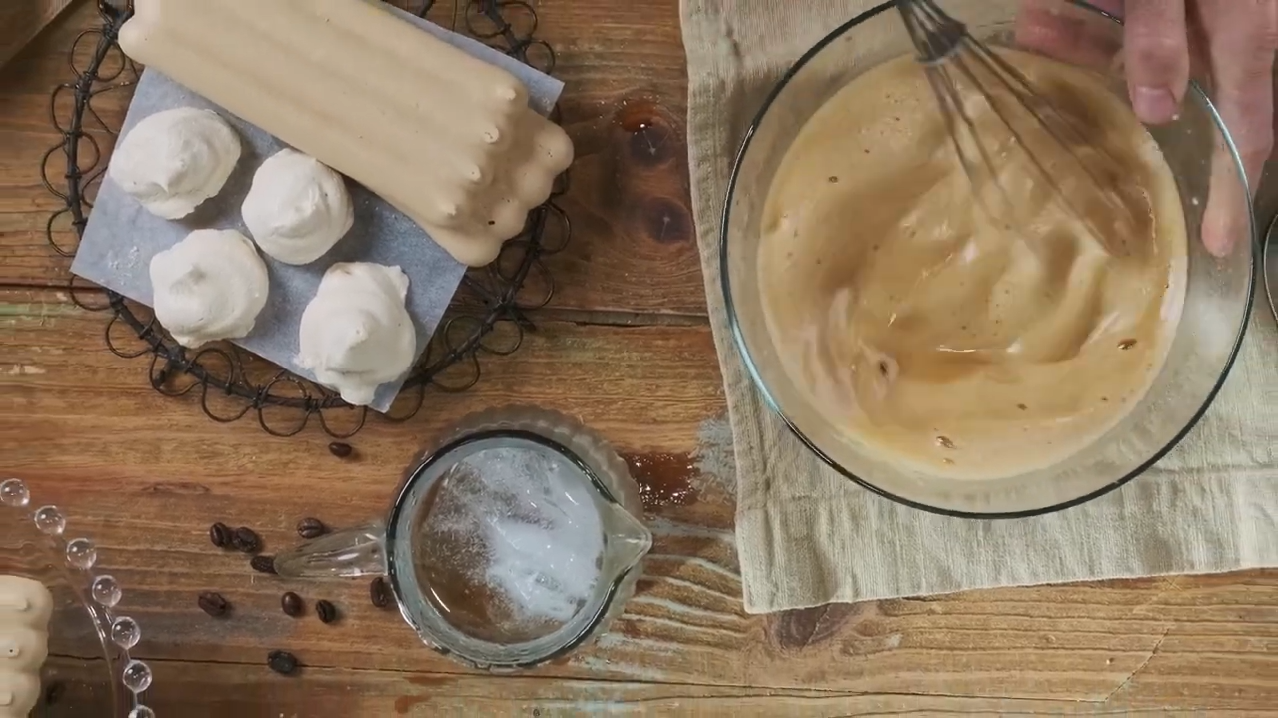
[273,407,652,669]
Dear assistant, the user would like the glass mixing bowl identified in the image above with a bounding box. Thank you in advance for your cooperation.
[1,478,153,717]
[721,0,1256,517]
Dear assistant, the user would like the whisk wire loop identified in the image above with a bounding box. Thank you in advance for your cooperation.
[896,0,1138,257]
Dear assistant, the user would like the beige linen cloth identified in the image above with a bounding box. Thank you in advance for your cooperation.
[680,0,1278,614]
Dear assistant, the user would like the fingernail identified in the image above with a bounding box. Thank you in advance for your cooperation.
[1133,86,1178,124]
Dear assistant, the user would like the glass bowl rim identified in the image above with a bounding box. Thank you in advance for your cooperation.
[717,0,1258,519]
[1261,212,1278,325]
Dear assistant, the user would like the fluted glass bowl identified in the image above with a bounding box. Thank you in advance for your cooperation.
[0,479,153,717]
[721,0,1256,516]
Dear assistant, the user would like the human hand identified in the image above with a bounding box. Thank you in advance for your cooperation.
[1016,0,1278,256]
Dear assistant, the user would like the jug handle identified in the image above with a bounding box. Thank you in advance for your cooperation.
[273,520,388,578]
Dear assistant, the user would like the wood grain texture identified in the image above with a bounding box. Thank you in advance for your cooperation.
[0,0,707,316]
[57,656,1268,718]
[130,660,1278,717]
[0,0,75,69]
[3,1,1277,715]
[2,289,1276,713]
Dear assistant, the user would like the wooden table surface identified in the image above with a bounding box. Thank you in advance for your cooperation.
[2,2,1275,716]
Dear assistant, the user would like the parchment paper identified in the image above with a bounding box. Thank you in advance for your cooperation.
[72,7,564,412]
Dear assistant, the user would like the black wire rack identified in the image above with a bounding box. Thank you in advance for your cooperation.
[42,0,571,439]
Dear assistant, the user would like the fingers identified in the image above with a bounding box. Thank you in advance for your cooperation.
[1207,1,1278,187]
[1015,0,1123,70]
[1202,149,1252,258]
[1124,0,1190,123]
[1200,0,1278,256]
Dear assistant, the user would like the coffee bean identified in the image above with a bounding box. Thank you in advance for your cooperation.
[267,649,299,676]
[43,681,64,706]
[232,526,261,554]
[209,522,231,549]
[296,517,326,539]
[328,441,353,458]
[281,591,304,617]
[250,555,277,574]
[315,599,338,624]
[198,591,230,617]
[369,576,391,608]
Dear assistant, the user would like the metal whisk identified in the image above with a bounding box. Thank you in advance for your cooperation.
[896,0,1137,256]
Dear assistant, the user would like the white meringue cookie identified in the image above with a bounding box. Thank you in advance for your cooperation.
[242,148,354,265]
[149,229,269,349]
[108,107,241,219]
[298,263,416,407]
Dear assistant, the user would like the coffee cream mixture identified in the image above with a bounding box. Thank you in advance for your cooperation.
[759,50,1187,480]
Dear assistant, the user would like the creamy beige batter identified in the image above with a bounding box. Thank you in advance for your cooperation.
[759,50,1186,480]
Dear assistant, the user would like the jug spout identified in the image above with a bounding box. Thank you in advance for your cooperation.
[273,520,388,578]
[606,505,653,571]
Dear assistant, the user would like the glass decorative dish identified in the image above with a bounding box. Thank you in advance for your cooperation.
[1,478,153,717]
[720,0,1256,517]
